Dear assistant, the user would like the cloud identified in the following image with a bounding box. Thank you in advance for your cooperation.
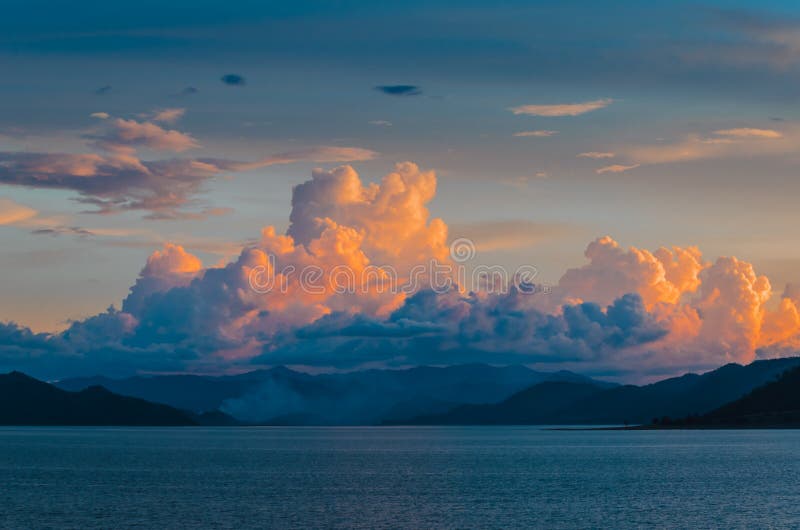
[87,117,199,153]
[449,221,569,252]
[0,198,92,237]
[94,86,112,95]
[90,112,110,120]
[4,165,800,380]
[0,111,376,218]
[596,164,639,174]
[714,128,783,139]
[176,87,199,97]
[578,152,615,159]
[220,74,246,86]
[207,146,378,172]
[617,125,797,168]
[374,85,422,96]
[369,120,393,127]
[513,130,558,137]
[0,198,37,225]
[509,99,613,117]
[151,108,186,124]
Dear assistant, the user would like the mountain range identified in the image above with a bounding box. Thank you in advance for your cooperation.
[399,357,800,425]
[4,357,800,426]
[56,364,606,425]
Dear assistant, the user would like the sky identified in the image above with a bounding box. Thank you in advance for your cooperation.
[2,0,800,381]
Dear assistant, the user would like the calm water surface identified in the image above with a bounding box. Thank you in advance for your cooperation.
[0,427,798,529]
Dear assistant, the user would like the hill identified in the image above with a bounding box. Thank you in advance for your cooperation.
[658,365,800,428]
[398,357,800,425]
[0,371,199,426]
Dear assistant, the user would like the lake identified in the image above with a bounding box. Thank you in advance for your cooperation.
[1,427,798,528]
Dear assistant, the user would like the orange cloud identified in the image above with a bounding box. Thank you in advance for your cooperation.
[596,163,639,174]
[510,99,613,117]
[0,198,37,225]
[513,130,558,137]
[578,151,615,159]
[714,128,783,139]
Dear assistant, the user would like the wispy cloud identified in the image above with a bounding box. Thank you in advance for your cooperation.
[374,85,422,97]
[513,130,558,137]
[86,117,199,153]
[0,198,38,225]
[151,108,186,124]
[369,120,393,127]
[510,98,613,117]
[714,127,783,139]
[220,74,246,86]
[596,163,640,174]
[451,220,570,252]
[578,151,615,159]
[175,87,199,97]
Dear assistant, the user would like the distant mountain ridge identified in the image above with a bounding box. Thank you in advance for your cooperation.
[399,357,800,425]
[31,357,800,426]
[0,372,198,426]
[57,364,611,425]
[656,365,800,428]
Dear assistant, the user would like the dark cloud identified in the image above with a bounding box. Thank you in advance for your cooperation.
[176,86,199,96]
[31,226,94,238]
[94,85,112,95]
[0,114,374,219]
[374,85,422,96]
[220,74,246,86]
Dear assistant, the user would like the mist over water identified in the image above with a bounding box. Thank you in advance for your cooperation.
[1,427,799,529]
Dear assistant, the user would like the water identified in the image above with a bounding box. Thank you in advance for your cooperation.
[0,427,798,529]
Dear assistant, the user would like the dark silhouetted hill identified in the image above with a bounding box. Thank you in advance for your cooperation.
[399,357,800,425]
[0,371,199,426]
[657,365,800,428]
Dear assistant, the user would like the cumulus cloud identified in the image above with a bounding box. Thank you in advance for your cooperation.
[513,130,558,137]
[2,164,800,380]
[90,112,110,120]
[375,85,422,96]
[509,99,613,117]
[0,111,376,219]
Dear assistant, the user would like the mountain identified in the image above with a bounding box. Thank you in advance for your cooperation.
[554,357,800,424]
[399,357,800,425]
[404,381,605,425]
[661,365,800,428]
[55,373,263,413]
[0,371,199,426]
[56,364,613,425]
